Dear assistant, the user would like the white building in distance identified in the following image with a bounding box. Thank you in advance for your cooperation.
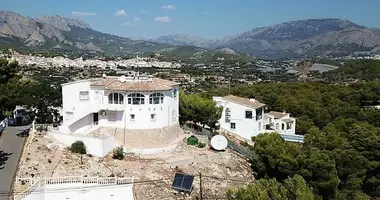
[59,75,180,134]
[213,95,303,142]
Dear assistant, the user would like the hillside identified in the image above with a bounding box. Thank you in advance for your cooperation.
[0,11,171,54]
[155,19,380,58]
[0,10,250,61]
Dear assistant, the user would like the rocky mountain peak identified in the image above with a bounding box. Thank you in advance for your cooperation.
[38,15,91,31]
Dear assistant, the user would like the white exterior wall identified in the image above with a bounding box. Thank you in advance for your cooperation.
[49,133,114,157]
[60,80,179,133]
[214,98,265,140]
[270,117,296,135]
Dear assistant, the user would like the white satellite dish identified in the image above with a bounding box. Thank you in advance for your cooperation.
[118,75,126,82]
[211,135,228,151]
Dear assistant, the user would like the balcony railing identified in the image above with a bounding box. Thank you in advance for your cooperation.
[14,176,134,200]
[99,103,125,111]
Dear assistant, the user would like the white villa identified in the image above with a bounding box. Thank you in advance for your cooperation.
[213,95,303,142]
[60,75,179,132]
[45,75,182,157]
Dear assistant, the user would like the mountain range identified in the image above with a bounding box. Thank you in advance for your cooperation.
[155,19,380,58]
[0,10,171,55]
[1,10,380,59]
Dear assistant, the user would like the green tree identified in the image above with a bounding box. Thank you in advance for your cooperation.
[251,133,301,181]
[179,91,222,130]
[227,175,320,200]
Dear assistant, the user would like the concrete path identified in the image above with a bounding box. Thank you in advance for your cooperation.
[0,125,30,200]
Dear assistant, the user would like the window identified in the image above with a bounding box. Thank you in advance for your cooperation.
[127,93,145,105]
[276,123,279,130]
[256,108,263,121]
[149,93,164,104]
[225,108,231,123]
[173,89,177,98]
[245,110,252,119]
[258,122,261,131]
[151,114,156,121]
[282,124,285,130]
[130,114,135,121]
[79,91,89,100]
[287,122,292,130]
[108,93,124,104]
[230,123,236,130]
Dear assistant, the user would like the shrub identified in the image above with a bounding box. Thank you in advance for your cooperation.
[112,146,125,160]
[198,142,206,148]
[70,141,87,154]
[187,135,199,146]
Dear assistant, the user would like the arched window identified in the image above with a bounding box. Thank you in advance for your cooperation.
[127,93,145,105]
[149,93,164,104]
[108,93,124,104]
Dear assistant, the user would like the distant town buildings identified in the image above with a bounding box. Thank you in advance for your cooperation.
[8,52,181,69]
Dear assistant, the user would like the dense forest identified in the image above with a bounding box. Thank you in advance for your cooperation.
[324,59,380,82]
[201,82,380,199]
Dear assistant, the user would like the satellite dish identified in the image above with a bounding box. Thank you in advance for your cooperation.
[211,135,228,151]
[119,75,126,82]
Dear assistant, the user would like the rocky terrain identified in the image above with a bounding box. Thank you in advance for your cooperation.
[2,10,380,59]
[0,10,170,54]
[155,19,380,58]
[14,131,253,199]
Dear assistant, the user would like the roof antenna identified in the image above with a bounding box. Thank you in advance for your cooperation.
[137,65,140,79]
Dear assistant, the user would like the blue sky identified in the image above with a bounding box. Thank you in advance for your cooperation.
[2,0,380,39]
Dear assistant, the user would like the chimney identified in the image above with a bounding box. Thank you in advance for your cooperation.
[283,110,286,114]
[248,95,256,102]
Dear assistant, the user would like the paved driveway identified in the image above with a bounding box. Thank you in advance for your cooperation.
[0,126,30,200]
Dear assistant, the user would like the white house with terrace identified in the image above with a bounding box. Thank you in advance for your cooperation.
[59,75,179,133]
[47,75,181,157]
[213,95,304,142]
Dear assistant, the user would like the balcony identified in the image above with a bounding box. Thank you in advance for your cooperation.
[99,103,125,111]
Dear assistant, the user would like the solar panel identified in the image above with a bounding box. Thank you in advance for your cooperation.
[171,173,194,193]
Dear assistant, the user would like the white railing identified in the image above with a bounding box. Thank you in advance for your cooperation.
[48,126,112,139]
[14,176,134,200]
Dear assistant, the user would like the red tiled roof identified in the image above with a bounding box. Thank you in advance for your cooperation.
[90,77,179,91]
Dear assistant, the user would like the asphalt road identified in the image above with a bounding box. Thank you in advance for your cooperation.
[0,126,30,200]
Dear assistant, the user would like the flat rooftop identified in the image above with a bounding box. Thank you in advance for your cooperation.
[222,95,265,109]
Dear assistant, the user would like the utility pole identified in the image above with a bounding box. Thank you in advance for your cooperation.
[199,172,203,200]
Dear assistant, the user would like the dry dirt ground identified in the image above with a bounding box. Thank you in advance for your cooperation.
[14,131,254,200]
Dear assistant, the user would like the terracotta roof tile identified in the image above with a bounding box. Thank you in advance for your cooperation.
[222,95,265,109]
[90,77,179,91]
